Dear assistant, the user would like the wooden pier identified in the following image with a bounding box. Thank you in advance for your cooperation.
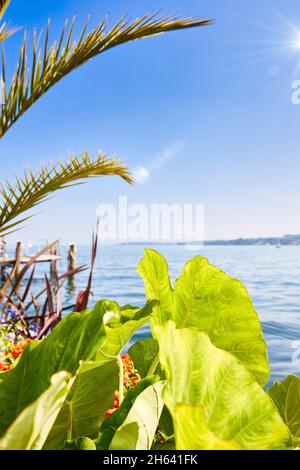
[0,239,78,280]
[0,239,64,279]
[0,254,62,266]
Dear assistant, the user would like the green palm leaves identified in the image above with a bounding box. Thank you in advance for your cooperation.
[0,5,211,236]
[0,0,10,19]
[0,152,132,236]
[0,13,212,138]
[0,1,15,43]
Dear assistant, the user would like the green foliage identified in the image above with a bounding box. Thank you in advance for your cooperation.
[138,248,270,385]
[0,372,71,450]
[0,250,298,450]
[96,376,160,450]
[0,12,212,138]
[0,152,132,236]
[128,338,160,378]
[0,299,156,447]
[154,321,292,450]
[268,375,300,446]
[108,381,164,450]
[43,360,118,450]
[0,1,15,42]
[65,437,96,450]
[96,300,157,359]
[0,4,211,235]
[174,405,240,450]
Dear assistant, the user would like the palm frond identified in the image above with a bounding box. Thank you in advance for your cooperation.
[0,23,15,42]
[0,12,212,137]
[0,0,10,20]
[0,0,15,42]
[0,151,132,236]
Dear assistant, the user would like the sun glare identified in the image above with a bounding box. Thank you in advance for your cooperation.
[295,34,300,49]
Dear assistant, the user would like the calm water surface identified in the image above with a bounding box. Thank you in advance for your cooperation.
[10,244,300,384]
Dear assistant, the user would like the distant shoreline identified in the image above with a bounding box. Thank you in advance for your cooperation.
[5,234,300,248]
[119,234,300,246]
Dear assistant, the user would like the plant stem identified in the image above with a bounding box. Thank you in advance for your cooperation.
[117,354,124,404]
[147,352,160,376]
[67,401,73,441]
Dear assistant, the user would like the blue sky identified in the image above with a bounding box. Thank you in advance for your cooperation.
[2,0,300,244]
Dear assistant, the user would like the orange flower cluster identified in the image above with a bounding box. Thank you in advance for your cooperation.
[10,340,30,358]
[0,338,32,371]
[104,354,140,419]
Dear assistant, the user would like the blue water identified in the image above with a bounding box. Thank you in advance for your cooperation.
[8,244,300,384]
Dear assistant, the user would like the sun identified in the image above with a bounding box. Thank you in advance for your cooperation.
[294,33,300,50]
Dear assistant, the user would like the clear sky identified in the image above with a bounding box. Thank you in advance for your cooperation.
[2,0,300,244]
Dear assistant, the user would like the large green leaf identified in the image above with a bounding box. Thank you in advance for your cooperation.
[268,375,300,445]
[138,249,269,385]
[0,372,71,450]
[151,405,175,450]
[154,321,293,450]
[64,437,96,450]
[174,404,240,450]
[97,300,157,359]
[44,360,118,450]
[137,249,173,323]
[96,376,161,450]
[128,338,160,378]
[109,381,164,450]
[0,299,155,437]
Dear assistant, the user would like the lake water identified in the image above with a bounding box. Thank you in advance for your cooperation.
[9,243,300,385]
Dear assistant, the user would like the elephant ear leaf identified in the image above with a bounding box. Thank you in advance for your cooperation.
[137,249,173,323]
[154,321,293,450]
[0,299,154,438]
[109,381,164,450]
[268,375,300,446]
[43,359,118,450]
[174,404,240,450]
[64,437,96,450]
[0,302,108,436]
[138,249,269,386]
[0,372,71,450]
[97,376,164,450]
[98,300,157,358]
[128,338,161,378]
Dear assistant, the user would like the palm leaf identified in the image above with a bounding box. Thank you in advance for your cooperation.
[0,23,15,42]
[0,0,15,42]
[0,151,132,236]
[0,0,10,20]
[0,12,212,137]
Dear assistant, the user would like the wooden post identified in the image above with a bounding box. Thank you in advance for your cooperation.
[67,244,76,292]
[50,242,58,278]
[15,241,22,278]
[0,237,6,281]
[68,244,76,272]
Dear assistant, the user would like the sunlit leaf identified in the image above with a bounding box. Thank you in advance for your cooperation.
[64,437,96,450]
[268,375,300,446]
[96,376,162,450]
[138,248,270,385]
[154,321,292,450]
[174,404,240,450]
[0,372,71,450]
[128,338,160,378]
